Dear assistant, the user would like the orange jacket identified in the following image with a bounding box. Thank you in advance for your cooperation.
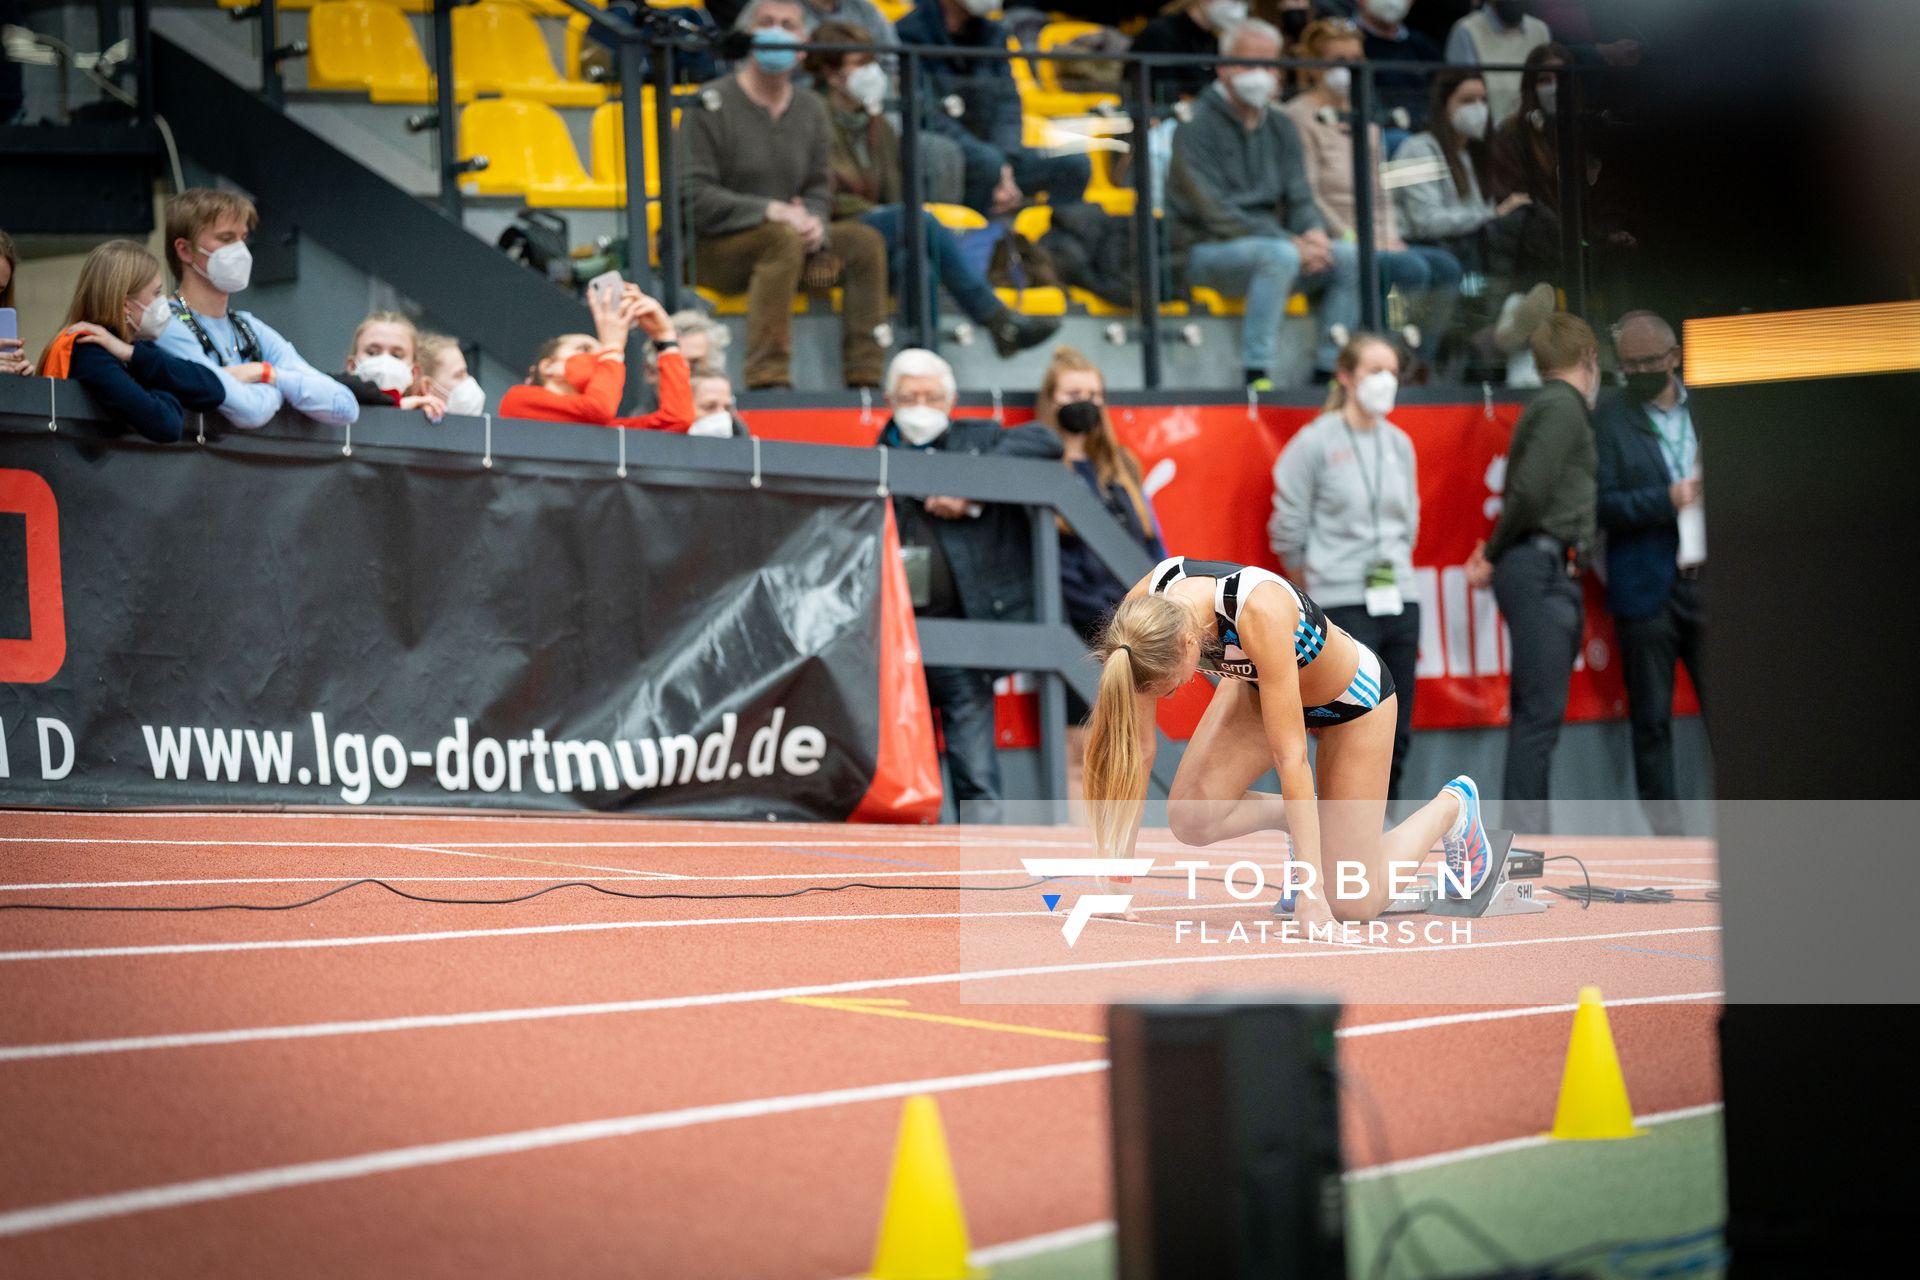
[37,329,79,379]
[611,348,693,433]
[499,350,627,424]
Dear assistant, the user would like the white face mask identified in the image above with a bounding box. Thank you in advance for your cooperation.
[1322,66,1352,98]
[1205,0,1248,30]
[1450,100,1491,141]
[1227,69,1278,110]
[354,352,414,395]
[196,241,252,294]
[1365,0,1410,25]
[1355,369,1398,418]
[687,410,735,439]
[959,0,998,17]
[845,63,888,114]
[1536,83,1558,116]
[439,375,486,416]
[893,404,950,446]
[129,295,172,343]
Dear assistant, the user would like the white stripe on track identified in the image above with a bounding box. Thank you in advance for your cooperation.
[0,901,1264,963]
[0,1059,1109,1239]
[1345,1102,1724,1180]
[0,927,1720,1063]
[398,844,692,878]
[1338,990,1723,1038]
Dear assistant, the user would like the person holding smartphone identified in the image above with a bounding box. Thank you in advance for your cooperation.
[1,228,32,376]
[500,281,691,432]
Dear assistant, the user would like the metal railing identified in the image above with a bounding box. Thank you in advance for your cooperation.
[0,371,1175,811]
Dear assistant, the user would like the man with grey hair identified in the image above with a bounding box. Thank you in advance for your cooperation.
[1595,309,1707,835]
[879,348,1062,820]
[683,0,888,388]
[1167,17,1360,389]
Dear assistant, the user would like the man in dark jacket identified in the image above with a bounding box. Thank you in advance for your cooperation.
[879,347,1064,821]
[1165,18,1360,388]
[1596,310,1705,835]
[1466,312,1600,834]
[894,0,1091,216]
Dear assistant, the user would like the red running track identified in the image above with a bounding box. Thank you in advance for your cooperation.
[0,811,1724,1278]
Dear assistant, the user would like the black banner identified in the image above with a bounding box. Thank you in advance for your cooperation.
[0,431,889,818]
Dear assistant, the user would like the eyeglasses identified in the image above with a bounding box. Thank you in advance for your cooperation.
[1617,345,1677,373]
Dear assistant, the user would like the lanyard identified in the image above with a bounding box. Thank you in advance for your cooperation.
[1345,420,1386,552]
[1649,403,1693,477]
[170,295,262,365]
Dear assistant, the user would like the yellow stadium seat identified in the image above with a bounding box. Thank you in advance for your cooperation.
[454,2,607,106]
[519,0,608,15]
[458,98,620,207]
[1189,286,1245,317]
[589,94,688,200]
[305,1,433,104]
[925,202,989,233]
[693,287,818,316]
[873,0,913,21]
[994,286,1068,317]
[1012,205,1053,242]
[1010,27,1122,117]
[1068,286,1134,317]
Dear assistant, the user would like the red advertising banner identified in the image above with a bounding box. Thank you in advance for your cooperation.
[746,401,1700,744]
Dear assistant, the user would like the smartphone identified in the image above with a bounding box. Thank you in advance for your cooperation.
[0,308,17,343]
[585,270,623,308]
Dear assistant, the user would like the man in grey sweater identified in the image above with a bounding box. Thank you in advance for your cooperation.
[680,0,887,389]
[1165,18,1360,389]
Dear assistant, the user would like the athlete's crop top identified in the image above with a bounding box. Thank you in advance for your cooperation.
[1147,556,1331,682]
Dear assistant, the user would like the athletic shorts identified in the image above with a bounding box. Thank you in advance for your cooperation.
[1301,638,1396,729]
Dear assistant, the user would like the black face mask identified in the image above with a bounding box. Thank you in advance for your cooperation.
[1280,8,1310,42]
[1492,0,1528,24]
[1057,399,1103,435]
[1624,370,1671,402]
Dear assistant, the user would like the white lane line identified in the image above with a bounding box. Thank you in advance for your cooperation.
[0,901,1263,963]
[0,927,1720,1063]
[0,865,1290,892]
[1338,990,1723,1039]
[0,1059,1108,1240]
[396,844,690,879]
[971,1222,1115,1265]
[1345,1102,1723,1181]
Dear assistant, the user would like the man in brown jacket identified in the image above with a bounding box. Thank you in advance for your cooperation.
[680,0,887,389]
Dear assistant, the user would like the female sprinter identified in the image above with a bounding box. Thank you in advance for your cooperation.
[1084,552,1490,923]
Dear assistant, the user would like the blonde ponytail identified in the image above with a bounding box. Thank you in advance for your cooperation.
[1083,593,1194,856]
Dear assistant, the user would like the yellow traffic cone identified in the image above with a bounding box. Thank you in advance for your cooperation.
[1547,986,1647,1140]
[867,1094,981,1280]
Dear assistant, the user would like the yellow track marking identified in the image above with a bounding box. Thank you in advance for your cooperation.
[782,997,1108,1044]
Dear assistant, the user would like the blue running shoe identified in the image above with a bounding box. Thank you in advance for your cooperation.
[1441,776,1489,899]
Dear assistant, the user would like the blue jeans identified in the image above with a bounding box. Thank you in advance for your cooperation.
[924,665,1002,822]
[1379,245,1463,361]
[1185,236,1361,375]
[952,132,1091,215]
[859,206,1004,325]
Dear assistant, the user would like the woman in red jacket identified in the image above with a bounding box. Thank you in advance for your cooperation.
[500,282,693,432]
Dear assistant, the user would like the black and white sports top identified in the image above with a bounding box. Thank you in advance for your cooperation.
[1148,556,1331,682]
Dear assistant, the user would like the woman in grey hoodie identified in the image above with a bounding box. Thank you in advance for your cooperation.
[1269,333,1422,800]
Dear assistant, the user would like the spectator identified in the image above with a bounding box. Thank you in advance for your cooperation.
[1465,312,1599,832]
[1596,310,1706,836]
[34,240,225,444]
[878,347,1063,820]
[337,312,448,421]
[1445,0,1551,125]
[1356,0,1445,131]
[1269,332,1421,799]
[682,0,889,390]
[0,228,30,376]
[1166,18,1361,390]
[643,309,729,403]
[414,333,487,417]
[155,188,359,430]
[1284,19,1462,370]
[1131,0,1247,105]
[1033,346,1167,801]
[1395,70,1549,271]
[500,283,693,432]
[580,1,721,84]
[802,0,896,51]
[688,369,749,438]
[1488,42,1569,214]
[894,0,1091,217]
[807,25,1060,357]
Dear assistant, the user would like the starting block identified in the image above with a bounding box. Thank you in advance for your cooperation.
[1382,828,1550,919]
